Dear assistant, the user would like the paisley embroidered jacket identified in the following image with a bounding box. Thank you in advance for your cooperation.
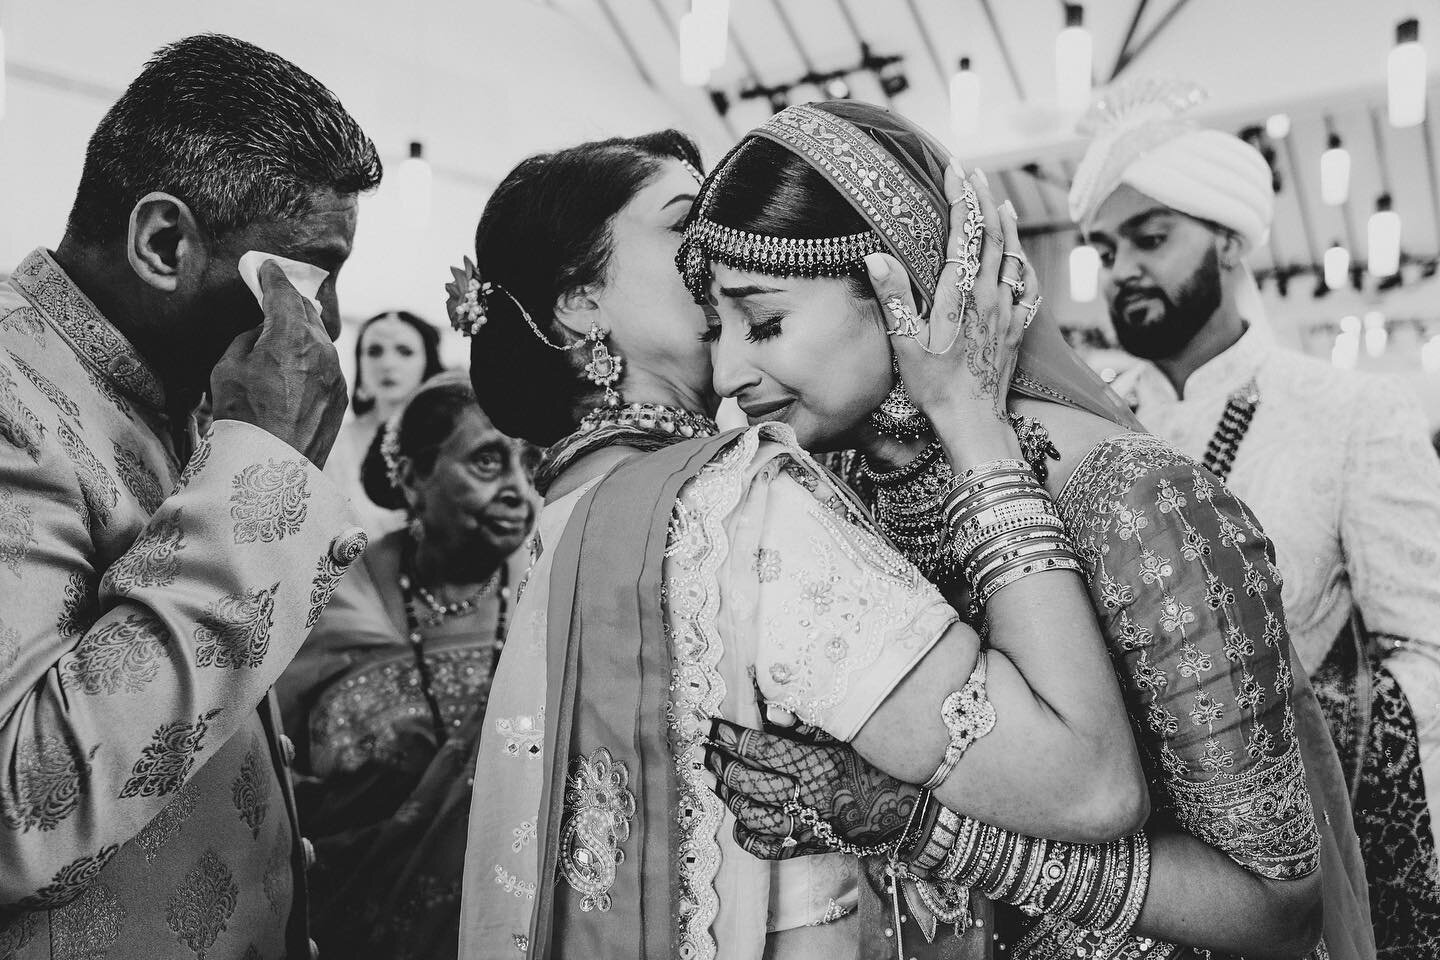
[0,249,366,960]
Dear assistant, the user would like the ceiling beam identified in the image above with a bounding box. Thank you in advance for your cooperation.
[901,0,950,92]
[593,0,657,87]
[1279,125,1322,269]
[1111,0,1192,80]
[977,0,1027,101]
[1421,108,1440,255]
[834,0,895,107]
[1108,0,1152,83]
[769,0,817,75]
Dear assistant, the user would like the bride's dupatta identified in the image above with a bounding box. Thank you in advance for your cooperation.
[529,429,739,959]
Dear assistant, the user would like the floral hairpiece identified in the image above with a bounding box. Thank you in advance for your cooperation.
[445,256,493,337]
[379,409,406,488]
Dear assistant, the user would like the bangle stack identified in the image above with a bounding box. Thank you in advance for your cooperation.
[940,459,1081,609]
[905,813,1151,939]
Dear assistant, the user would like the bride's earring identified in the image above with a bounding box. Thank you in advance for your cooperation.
[582,322,624,407]
[869,358,929,440]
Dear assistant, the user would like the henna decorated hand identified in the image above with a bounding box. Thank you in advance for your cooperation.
[864,165,1038,459]
[703,716,922,861]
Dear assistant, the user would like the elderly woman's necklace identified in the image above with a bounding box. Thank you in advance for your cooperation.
[397,543,512,744]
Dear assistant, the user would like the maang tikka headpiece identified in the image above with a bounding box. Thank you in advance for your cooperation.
[445,255,625,407]
[676,131,887,304]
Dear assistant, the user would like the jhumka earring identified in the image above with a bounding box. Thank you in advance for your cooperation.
[582,322,624,407]
[870,357,929,440]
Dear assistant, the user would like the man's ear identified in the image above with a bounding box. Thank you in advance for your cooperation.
[1217,230,1246,270]
[552,285,599,339]
[127,192,206,293]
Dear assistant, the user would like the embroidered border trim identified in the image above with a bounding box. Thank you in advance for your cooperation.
[752,106,945,294]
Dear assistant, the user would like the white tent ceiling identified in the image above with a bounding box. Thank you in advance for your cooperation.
[1,0,1437,412]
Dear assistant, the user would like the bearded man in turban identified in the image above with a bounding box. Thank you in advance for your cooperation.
[1073,80,1440,956]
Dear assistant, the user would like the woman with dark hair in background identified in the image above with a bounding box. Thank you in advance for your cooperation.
[325,308,446,536]
[277,371,537,959]
[455,127,1148,958]
[689,101,1370,959]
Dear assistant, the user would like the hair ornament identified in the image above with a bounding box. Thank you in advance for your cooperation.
[445,256,492,337]
[379,409,406,489]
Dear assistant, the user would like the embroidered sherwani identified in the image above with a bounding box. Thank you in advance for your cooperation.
[0,249,367,960]
[1115,322,1440,947]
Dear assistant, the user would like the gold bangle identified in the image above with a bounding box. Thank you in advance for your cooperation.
[970,542,1078,592]
[921,653,996,790]
[977,555,1083,605]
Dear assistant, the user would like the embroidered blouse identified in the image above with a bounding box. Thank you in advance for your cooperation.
[1006,432,1328,959]
[461,425,959,960]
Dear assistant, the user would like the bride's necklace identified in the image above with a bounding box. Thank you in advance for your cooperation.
[862,439,964,587]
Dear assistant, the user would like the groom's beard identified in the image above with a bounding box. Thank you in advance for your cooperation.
[1109,248,1222,361]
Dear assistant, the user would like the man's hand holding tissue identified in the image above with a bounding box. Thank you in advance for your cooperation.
[210,259,347,469]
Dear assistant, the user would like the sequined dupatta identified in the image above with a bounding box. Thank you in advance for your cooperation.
[528,430,740,959]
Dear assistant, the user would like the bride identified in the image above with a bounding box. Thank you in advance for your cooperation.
[454,128,1146,958]
[687,101,1371,959]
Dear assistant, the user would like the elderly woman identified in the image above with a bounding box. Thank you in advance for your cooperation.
[278,371,537,957]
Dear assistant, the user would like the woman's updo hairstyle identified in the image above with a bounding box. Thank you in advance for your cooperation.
[361,372,484,510]
[468,129,703,447]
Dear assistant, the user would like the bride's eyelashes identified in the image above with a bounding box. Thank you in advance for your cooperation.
[696,315,785,343]
[745,315,784,342]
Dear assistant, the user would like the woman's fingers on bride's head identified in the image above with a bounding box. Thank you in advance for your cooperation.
[863,253,914,329]
[864,254,934,354]
[969,168,1004,298]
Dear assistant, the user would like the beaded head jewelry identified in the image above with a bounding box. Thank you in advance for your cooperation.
[445,256,626,407]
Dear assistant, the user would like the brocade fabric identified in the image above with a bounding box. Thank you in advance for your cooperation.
[0,249,365,959]
[1001,433,1332,959]
[1118,323,1440,954]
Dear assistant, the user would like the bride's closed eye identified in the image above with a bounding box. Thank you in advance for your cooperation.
[745,315,784,342]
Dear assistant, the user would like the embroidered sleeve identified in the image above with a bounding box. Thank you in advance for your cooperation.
[1339,380,1440,653]
[1065,444,1319,881]
[0,417,363,908]
[734,454,958,741]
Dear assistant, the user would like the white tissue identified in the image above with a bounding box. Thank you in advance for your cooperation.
[237,251,328,321]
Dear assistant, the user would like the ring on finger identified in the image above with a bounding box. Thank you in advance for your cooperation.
[1001,251,1026,268]
[884,296,923,340]
[1018,295,1044,329]
[1000,274,1025,304]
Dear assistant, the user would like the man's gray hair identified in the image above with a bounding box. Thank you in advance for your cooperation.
[66,33,382,244]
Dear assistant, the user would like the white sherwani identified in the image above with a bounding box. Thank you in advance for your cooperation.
[1115,322,1440,846]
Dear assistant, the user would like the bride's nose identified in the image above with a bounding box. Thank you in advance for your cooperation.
[709,329,760,399]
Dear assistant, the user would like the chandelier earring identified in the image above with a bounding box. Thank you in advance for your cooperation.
[582,322,624,407]
[870,356,929,440]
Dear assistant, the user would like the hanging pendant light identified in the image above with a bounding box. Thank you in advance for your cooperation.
[679,11,710,86]
[1323,242,1351,290]
[1069,242,1100,302]
[693,0,729,71]
[1389,18,1426,128]
[950,57,980,137]
[1320,134,1350,206]
[1363,310,1389,358]
[1368,193,1401,278]
[1055,5,1092,115]
[1265,113,1291,139]
[396,141,433,230]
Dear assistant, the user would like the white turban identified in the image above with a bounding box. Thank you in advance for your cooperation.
[1068,80,1275,252]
